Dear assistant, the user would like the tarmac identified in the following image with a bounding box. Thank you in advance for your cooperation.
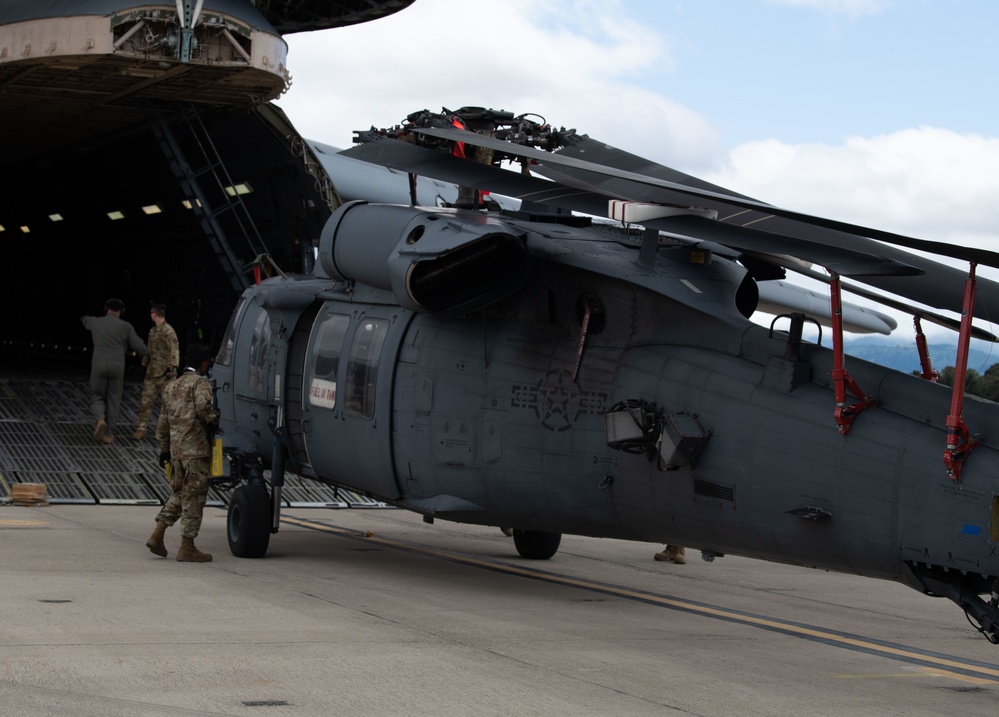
[2,503,999,717]
[2,368,999,716]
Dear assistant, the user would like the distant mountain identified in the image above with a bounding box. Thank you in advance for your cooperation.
[843,340,999,375]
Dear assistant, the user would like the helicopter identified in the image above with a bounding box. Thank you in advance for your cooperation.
[211,106,999,645]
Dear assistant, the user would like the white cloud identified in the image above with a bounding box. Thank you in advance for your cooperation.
[274,0,997,341]
[276,0,721,165]
[702,127,999,341]
[276,0,994,254]
[702,127,999,251]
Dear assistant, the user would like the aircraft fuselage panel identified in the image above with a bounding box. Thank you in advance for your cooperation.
[213,271,999,588]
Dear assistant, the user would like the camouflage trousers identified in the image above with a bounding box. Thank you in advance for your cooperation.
[135,370,173,432]
[155,457,210,538]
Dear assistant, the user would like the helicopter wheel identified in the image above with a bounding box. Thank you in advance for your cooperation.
[227,482,271,558]
[512,529,561,559]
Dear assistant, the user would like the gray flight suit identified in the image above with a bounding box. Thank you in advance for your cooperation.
[81,314,147,436]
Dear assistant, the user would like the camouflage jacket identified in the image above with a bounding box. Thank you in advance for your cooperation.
[156,370,219,461]
[146,322,179,377]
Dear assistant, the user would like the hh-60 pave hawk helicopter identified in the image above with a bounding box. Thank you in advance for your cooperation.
[213,106,999,644]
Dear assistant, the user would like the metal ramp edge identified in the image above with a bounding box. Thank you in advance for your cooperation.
[0,376,394,511]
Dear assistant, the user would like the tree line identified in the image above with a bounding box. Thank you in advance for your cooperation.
[936,364,999,402]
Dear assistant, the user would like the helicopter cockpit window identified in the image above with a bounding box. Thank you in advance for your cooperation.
[345,318,388,419]
[307,313,350,410]
[215,297,246,368]
[247,310,271,394]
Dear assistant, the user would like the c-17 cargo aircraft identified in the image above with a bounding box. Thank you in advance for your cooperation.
[0,0,415,357]
[211,106,999,645]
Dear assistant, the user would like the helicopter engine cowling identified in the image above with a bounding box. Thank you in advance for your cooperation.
[318,201,530,318]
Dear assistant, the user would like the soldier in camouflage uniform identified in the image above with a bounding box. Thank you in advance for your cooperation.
[132,303,179,440]
[145,343,219,562]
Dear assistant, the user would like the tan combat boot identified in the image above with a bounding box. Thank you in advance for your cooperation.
[131,429,145,441]
[176,536,212,563]
[653,545,686,564]
[145,521,168,557]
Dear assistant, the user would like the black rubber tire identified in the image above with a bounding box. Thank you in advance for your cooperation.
[512,529,561,560]
[227,482,271,558]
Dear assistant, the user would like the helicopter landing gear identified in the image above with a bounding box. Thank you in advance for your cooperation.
[227,480,271,559]
[905,562,999,645]
[512,529,562,560]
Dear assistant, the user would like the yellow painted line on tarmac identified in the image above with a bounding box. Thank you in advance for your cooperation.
[917,667,997,685]
[282,515,999,683]
[836,667,995,685]
[0,519,48,527]
[836,672,927,679]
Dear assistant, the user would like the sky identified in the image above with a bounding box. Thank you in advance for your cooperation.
[273,0,999,343]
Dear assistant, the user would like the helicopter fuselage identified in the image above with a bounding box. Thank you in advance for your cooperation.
[213,201,999,640]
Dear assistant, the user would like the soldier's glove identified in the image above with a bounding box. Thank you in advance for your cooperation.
[158,452,171,468]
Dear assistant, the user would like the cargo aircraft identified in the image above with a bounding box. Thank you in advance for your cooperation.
[0,0,415,358]
[211,107,999,645]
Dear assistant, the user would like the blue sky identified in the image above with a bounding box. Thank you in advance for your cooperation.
[276,0,999,340]
[622,1,999,147]
[280,0,999,154]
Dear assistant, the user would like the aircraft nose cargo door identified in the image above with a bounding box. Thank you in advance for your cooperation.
[300,305,408,501]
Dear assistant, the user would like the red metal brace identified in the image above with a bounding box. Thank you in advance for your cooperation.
[829,272,875,434]
[942,263,980,480]
[913,316,938,381]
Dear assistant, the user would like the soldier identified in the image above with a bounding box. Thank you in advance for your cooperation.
[132,303,179,440]
[654,545,686,565]
[145,343,219,563]
[81,298,147,444]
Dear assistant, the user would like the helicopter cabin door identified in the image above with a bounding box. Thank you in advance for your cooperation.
[300,305,406,501]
